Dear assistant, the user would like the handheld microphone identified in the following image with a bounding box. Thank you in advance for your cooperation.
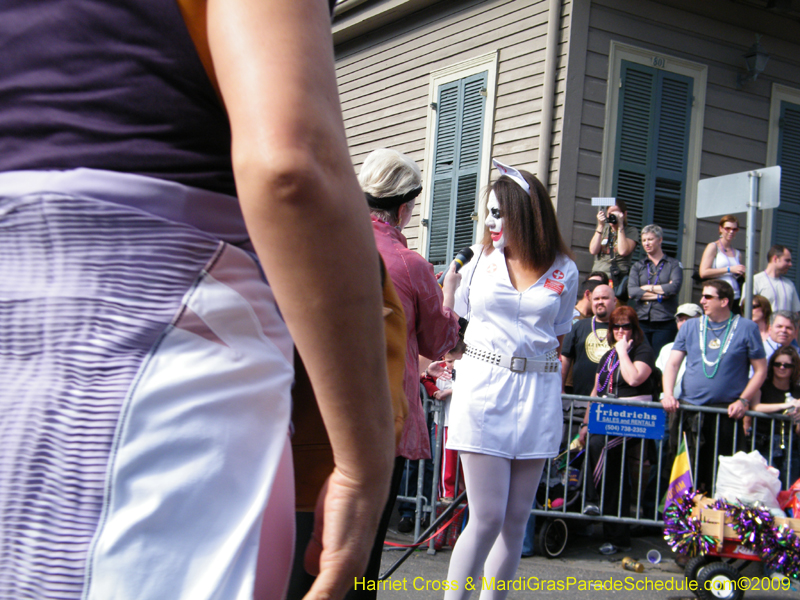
[438,247,474,286]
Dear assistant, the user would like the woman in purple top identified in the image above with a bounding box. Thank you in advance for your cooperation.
[0,1,393,599]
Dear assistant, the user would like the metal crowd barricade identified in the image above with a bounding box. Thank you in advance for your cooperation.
[536,395,797,527]
[385,390,797,572]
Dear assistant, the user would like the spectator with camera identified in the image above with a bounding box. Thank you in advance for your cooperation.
[589,200,638,300]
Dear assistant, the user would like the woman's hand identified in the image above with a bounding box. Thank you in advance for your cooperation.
[614,338,633,355]
[441,260,461,310]
[731,264,746,276]
[596,209,607,227]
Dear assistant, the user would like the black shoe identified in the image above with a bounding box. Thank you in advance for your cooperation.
[397,517,414,533]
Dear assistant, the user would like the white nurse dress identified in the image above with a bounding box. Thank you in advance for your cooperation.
[447,244,578,459]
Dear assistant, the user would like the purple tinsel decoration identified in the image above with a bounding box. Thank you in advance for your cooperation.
[664,490,800,580]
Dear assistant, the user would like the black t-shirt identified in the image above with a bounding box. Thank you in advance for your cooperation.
[595,342,657,398]
[754,380,800,438]
[561,318,612,397]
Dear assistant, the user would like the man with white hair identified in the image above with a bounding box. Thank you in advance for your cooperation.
[763,310,800,361]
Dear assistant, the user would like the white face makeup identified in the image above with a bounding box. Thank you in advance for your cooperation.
[486,190,506,250]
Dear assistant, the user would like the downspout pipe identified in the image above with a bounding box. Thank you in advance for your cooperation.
[537,0,562,186]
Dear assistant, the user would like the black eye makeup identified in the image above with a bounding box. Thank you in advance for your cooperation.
[490,207,501,219]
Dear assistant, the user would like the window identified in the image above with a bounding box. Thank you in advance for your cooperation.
[612,61,693,259]
[772,100,800,284]
[421,53,497,271]
[599,44,706,301]
[427,72,487,268]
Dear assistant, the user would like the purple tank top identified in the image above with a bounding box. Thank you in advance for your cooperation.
[0,0,336,197]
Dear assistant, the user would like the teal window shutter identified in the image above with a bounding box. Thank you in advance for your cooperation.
[773,101,800,286]
[612,61,692,259]
[427,72,487,268]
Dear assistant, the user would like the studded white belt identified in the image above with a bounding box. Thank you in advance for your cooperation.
[464,346,560,373]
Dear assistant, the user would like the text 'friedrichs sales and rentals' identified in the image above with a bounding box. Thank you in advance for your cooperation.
[588,402,665,439]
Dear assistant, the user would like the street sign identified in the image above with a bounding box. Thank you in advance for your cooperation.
[696,166,781,218]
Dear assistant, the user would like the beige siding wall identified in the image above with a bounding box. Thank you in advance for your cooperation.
[564,0,800,289]
[334,0,571,253]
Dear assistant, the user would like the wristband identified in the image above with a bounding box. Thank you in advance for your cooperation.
[727,266,731,273]
[738,397,750,408]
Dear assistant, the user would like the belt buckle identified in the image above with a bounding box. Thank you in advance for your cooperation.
[510,356,527,373]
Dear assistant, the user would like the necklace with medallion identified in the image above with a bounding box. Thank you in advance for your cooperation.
[706,320,728,350]
[699,315,739,378]
[592,316,608,343]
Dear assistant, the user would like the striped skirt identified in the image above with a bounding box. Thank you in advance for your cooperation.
[0,169,294,599]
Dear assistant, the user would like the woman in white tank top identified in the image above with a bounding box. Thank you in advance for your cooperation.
[699,214,746,312]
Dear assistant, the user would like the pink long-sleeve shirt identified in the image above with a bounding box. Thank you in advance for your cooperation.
[372,217,460,459]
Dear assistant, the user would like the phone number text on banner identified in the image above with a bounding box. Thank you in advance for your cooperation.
[588,403,665,440]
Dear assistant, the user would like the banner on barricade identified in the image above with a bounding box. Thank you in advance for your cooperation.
[587,403,665,440]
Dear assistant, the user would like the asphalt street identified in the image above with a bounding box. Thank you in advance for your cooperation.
[371,515,797,600]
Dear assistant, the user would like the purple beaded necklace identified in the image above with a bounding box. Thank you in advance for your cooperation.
[597,349,620,394]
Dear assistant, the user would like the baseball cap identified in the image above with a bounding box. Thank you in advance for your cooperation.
[676,303,703,318]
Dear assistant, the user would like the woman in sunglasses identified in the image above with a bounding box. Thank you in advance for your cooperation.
[579,306,656,555]
[751,294,773,342]
[748,346,800,484]
[699,215,745,314]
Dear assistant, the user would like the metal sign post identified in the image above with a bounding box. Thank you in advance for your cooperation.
[696,166,781,319]
[744,172,760,320]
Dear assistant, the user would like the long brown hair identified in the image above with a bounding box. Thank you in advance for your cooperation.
[767,346,800,386]
[752,294,772,325]
[481,170,573,270]
[608,306,645,347]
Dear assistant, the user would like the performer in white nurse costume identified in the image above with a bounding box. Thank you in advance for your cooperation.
[441,160,578,599]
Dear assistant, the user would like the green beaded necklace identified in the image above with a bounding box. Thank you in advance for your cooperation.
[700,314,735,379]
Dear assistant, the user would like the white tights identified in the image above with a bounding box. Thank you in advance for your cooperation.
[443,453,545,600]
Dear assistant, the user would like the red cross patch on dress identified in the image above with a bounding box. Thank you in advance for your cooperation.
[551,269,565,280]
[544,279,565,294]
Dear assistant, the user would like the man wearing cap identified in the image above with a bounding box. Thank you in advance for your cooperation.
[656,303,703,401]
[744,244,800,315]
[661,280,766,494]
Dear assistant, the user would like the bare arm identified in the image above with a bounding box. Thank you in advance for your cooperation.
[588,211,606,256]
[560,355,572,393]
[615,224,637,257]
[661,349,686,413]
[729,358,768,419]
[207,1,394,597]
[615,340,652,387]
[698,242,743,278]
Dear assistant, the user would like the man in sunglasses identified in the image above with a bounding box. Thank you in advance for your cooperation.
[661,280,766,494]
[744,244,800,315]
